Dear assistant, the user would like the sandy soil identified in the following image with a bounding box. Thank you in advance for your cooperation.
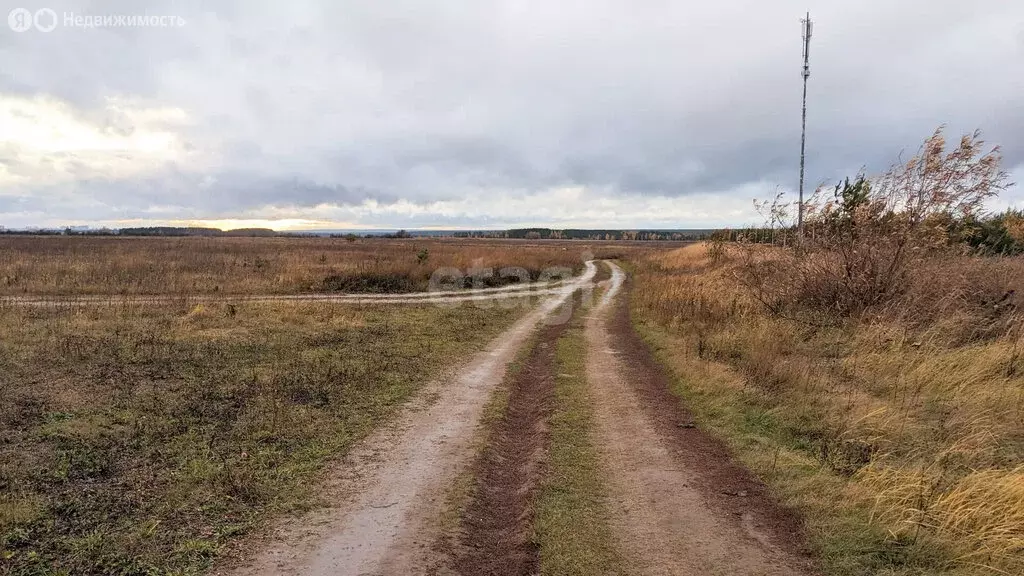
[215,262,595,576]
[585,261,816,576]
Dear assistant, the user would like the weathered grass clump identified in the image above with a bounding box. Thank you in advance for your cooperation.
[738,128,1012,321]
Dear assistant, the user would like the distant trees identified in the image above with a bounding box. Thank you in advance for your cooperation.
[504,228,709,241]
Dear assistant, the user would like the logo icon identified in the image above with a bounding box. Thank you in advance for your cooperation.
[34,8,57,32]
[7,7,32,31]
[8,7,58,32]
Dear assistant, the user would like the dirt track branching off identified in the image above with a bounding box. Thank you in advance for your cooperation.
[0,236,644,296]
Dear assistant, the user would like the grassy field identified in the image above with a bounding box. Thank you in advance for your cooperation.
[0,293,528,575]
[0,235,658,574]
[0,236,654,296]
[631,244,1024,575]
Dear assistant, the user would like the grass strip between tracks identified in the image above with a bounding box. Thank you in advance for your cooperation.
[536,286,627,576]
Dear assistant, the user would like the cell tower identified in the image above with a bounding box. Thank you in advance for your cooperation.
[798,12,812,236]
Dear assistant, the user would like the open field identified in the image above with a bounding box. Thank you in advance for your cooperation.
[0,236,619,575]
[631,243,1024,575]
[0,236,663,296]
[0,294,531,574]
[7,233,1019,576]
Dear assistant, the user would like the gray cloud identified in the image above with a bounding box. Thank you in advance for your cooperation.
[1,0,1022,228]
[0,171,392,218]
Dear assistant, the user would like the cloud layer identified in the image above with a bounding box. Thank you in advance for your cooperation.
[2,0,1022,229]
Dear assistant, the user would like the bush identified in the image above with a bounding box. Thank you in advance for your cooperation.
[740,128,1012,320]
[322,272,417,293]
[958,210,1024,256]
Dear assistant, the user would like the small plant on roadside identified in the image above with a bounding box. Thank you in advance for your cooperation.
[705,235,728,264]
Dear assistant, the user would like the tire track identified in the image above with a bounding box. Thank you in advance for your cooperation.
[585,261,817,575]
[450,302,570,576]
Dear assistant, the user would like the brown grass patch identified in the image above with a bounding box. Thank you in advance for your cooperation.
[0,236,653,296]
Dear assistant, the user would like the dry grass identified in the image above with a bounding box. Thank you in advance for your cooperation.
[0,236,670,574]
[0,236,649,296]
[0,296,528,575]
[631,243,1024,575]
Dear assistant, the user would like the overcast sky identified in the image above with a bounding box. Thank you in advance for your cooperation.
[1,0,1022,230]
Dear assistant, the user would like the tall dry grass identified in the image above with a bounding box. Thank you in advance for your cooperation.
[632,243,1024,575]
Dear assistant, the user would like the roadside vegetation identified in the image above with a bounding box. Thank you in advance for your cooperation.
[0,299,525,575]
[0,237,644,296]
[632,129,1023,575]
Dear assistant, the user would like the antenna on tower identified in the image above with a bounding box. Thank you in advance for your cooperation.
[798,12,812,238]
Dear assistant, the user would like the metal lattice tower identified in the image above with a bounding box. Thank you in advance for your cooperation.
[798,13,812,237]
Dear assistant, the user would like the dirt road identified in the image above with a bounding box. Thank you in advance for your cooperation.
[218,262,596,576]
[586,261,814,575]
[219,260,816,576]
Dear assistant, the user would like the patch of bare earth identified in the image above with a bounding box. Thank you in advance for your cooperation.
[587,262,817,576]
[449,308,570,575]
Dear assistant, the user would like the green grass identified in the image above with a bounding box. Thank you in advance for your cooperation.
[0,300,525,575]
[536,305,626,576]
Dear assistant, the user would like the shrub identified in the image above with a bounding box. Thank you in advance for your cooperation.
[322,272,417,293]
[958,209,1024,256]
[740,128,1012,320]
